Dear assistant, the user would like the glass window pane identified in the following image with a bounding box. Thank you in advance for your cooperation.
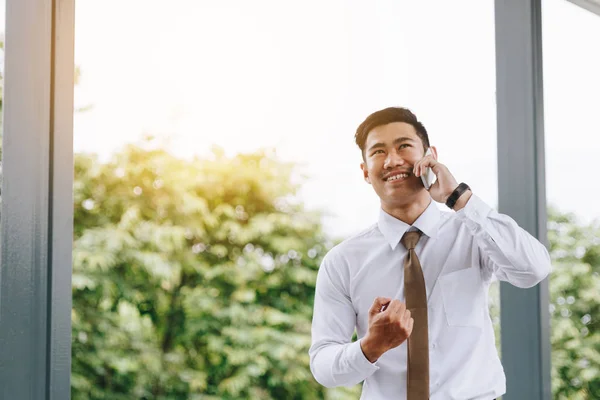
[73,1,498,398]
[543,1,600,398]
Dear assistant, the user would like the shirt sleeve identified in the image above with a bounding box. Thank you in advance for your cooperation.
[455,194,552,288]
[308,251,380,388]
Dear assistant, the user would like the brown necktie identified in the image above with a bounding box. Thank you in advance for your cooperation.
[401,230,429,400]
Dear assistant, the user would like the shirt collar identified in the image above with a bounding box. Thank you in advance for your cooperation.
[377,199,441,250]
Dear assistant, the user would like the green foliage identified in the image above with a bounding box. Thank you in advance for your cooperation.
[547,208,600,399]
[71,144,361,399]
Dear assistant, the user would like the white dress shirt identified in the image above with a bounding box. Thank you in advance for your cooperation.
[309,195,551,400]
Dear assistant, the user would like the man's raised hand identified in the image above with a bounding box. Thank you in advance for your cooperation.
[360,298,414,363]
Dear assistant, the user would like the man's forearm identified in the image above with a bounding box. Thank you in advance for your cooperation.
[454,193,551,287]
[310,340,380,387]
[360,335,385,363]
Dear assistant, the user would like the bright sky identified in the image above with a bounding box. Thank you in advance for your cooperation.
[3,0,600,237]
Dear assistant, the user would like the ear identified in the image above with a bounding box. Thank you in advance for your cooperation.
[360,162,371,184]
[430,145,438,161]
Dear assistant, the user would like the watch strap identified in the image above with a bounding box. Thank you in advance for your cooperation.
[445,182,470,209]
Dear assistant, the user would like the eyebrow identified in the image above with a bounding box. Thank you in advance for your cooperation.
[367,137,416,154]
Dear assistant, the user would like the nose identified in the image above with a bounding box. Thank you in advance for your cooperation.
[383,150,405,169]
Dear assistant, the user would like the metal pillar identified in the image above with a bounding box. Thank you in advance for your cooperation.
[494,0,552,398]
[0,0,75,398]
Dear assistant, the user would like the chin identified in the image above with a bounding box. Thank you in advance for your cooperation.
[383,186,422,200]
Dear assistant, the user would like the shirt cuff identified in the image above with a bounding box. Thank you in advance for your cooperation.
[351,340,381,373]
[455,194,493,233]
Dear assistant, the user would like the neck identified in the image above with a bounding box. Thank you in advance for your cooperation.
[381,190,431,225]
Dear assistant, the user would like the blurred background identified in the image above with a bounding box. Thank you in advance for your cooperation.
[1,0,599,398]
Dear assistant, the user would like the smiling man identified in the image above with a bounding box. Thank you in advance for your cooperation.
[308,107,551,400]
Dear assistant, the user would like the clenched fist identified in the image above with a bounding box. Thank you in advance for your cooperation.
[360,297,414,363]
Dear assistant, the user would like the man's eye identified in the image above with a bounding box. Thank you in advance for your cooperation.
[372,150,384,155]
[399,144,411,149]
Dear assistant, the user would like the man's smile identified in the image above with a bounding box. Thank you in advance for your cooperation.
[382,170,413,183]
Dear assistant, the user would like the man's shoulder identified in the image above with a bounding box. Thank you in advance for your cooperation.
[324,223,380,261]
[340,223,380,247]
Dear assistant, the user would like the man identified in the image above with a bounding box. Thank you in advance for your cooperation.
[308,107,551,399]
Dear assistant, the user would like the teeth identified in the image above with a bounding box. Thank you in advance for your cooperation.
[387,173,409,181]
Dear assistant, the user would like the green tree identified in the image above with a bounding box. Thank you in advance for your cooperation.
[71,143,360,399]
[547,208,600,399]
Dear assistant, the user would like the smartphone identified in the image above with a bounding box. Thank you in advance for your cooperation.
[421,148,436,190]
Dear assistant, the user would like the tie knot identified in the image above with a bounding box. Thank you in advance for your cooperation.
[401,230,422,250]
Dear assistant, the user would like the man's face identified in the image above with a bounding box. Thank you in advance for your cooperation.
[360,122,428,204]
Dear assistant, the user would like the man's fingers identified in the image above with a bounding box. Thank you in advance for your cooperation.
[406,317,414,336]
[370,296,391,314]
[402,309,411,324]
[413,159,422,177]
[413,156,427,177]
[414,155,437,177]
[397,300,407,314]
[387,299,406,315]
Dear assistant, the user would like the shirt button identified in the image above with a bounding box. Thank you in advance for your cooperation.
[431,343,437,349]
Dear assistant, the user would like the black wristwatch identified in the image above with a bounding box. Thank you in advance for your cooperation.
[445,182,470,209]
